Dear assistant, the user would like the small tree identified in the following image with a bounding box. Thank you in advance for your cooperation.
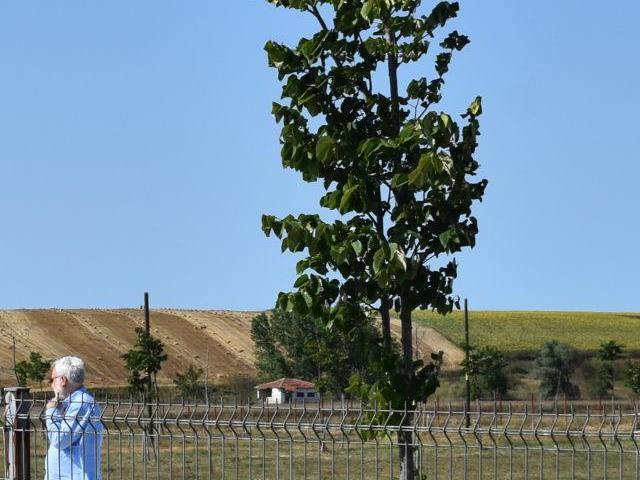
[13,351,51,389]
[535,341,580,400]
[586,357,614,399]
[14,360,30,387]
[226,374,258,402]
[27,352,52,390]
[588,340,624,399]
[598,340,624,362]
[174,365,204,399]
[122,327,168,400]
[624,362,640,397]
[460,346,508,400]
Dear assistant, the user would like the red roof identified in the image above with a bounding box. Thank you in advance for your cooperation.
[255,378,316,392]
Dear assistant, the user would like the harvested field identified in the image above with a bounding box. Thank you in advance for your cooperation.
[0,309,465,388]
[0,309,259,388]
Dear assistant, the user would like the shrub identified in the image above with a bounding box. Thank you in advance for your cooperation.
[535,341,580,399]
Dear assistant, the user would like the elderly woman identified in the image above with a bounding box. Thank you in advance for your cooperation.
[45,356,103,480]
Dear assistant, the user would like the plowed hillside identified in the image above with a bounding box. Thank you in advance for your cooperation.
[0,309,463,388]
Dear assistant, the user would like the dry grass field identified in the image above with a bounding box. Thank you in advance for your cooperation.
[0,309,258,388]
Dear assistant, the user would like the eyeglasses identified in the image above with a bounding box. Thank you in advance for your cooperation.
[49,375,63,384]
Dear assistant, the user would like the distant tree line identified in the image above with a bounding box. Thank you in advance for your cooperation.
[250,309,640,402]
[8,312,640,403]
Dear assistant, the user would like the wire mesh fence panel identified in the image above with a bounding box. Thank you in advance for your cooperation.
[3,393,640,480]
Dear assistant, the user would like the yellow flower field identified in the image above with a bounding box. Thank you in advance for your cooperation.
[413,310,640,354]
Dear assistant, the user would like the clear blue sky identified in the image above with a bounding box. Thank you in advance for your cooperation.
[0,1,638,312]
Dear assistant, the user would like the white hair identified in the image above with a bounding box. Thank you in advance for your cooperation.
[53,356,86,385]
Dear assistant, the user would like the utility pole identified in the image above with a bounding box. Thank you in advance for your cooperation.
[144,292,150,335]
[12,336,19,386]
[464,298,471,428]
[142,292,156,459]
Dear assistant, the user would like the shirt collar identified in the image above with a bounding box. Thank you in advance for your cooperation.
[62,385,87,405]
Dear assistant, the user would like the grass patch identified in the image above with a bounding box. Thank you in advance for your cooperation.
[12,428,639,480]
[414,310,640,355]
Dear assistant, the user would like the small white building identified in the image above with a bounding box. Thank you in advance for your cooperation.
[255,378,320,404]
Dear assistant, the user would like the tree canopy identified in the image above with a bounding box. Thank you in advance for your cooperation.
[535,341,580,400]
[251,309,382,396]
[122,327,167,398]
[14,351,51,389]
[460,346,508,400]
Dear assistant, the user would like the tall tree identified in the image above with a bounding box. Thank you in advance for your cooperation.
[261,1,486,477]
[251,309,382,395]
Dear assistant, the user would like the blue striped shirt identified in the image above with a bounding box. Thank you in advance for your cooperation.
[45,387,103,480]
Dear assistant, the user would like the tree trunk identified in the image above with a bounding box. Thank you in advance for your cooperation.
[12,336,20,385]
[380,298,392,353]
[398,305,415,480]
[385,19,415,479]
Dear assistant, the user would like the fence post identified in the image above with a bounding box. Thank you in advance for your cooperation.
[3,387,32,480]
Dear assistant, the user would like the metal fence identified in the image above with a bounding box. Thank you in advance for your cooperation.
[3,389,640,480]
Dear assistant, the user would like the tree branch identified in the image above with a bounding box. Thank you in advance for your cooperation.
[307,4,329,31]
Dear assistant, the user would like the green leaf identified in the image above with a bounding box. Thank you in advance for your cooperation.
[391,173,408,188]
[264,41,283,68]
[261,215,275,236]
[373,248,385,274]
[420,112,437,135]
[351,239,363,256]
[439,229,459,248]
[375,270,389,288]
[398,122,418,145]
[358,138,382,160]
[331,245,348,265]
[392,245,407,271]
[299,38,317,63]
[360,0,375,21]
[407,153,430,188]
[315,135,335,164]
[467,96,482,116]
[294,274,309,288]
[439,113,451,129]
[407,152,452,188]
[277,293,289,312]
[407,78,427,99]
[295,259,309,274]
[320,190,342,209]
[302,291,313,308]
[339,184,358,213]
